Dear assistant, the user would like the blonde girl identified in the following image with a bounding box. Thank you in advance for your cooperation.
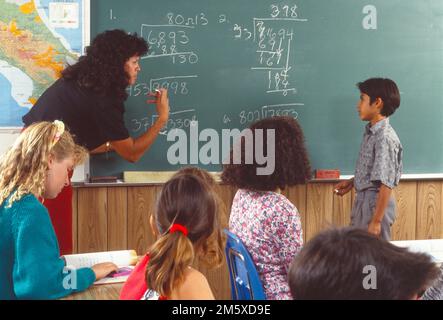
[0,121,117,300]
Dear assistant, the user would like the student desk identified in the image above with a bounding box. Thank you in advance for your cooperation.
[62,283,124,300]
[62,255,143,300]
[391,239,443,265]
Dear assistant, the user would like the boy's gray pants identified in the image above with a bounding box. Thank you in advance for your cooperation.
[350,189,396,241]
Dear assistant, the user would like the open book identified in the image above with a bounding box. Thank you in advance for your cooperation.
[63,250,138,285]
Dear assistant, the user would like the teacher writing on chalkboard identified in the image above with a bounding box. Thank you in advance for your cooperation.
[22,29,169,255]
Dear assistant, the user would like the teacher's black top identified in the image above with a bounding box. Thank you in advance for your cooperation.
[22,78,129,151]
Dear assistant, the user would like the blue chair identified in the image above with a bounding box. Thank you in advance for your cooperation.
[224,229,266,300]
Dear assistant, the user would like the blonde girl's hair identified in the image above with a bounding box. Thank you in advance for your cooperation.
[146,172,224,298]
[0,121,87,207]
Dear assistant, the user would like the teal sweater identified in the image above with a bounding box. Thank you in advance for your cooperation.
[0,193,95,299]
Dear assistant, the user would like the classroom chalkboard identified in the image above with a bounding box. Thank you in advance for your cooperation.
[89,0,443,178]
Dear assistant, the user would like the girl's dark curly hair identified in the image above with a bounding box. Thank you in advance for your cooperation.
[221,116,312,191]
[62,29,148,101]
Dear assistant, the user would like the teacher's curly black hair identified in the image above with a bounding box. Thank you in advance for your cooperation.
[62,29,148,101]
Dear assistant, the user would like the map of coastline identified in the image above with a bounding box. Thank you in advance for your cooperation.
[0,0,84,127]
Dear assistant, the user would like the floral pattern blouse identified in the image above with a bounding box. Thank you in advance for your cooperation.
[229,189,303,300]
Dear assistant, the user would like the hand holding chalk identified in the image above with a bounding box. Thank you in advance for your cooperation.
[146,88,169,123]
[147,89,161,104]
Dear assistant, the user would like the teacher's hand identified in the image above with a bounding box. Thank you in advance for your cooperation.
[148,88,169,123]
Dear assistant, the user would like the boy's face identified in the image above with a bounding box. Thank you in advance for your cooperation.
[357,92,381,121]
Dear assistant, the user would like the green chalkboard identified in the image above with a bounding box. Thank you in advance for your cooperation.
[90,0,443,177]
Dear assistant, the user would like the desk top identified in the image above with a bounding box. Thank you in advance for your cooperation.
[62,283,124,300]
[391,239,443,264]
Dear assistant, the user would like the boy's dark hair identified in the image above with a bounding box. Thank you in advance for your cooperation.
[289,227,440,300]
[221,116,312,191]
[357,78,400,117]
[62,29,148,101]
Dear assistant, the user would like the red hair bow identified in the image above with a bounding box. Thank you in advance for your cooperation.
[169,223,188,236]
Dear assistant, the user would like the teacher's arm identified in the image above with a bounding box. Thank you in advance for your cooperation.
[91,88,170,163]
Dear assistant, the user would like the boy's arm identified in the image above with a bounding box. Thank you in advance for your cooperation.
[333,177,354,196]
[368,184,392,236]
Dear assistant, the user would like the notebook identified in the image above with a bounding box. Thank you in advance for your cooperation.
[63,250,138,285]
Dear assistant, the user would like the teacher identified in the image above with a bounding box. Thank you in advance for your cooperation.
[22,29,169,255]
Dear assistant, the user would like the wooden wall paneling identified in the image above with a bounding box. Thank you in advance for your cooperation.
[392,182,417,240]
[127,186,161,255]
[285,185,307,243]
[72,188,78,254]
[217,184,237,229]
[417,181,443,239]
[107,187,128,250]
[218,184,237,208]
[77,188,108,253]
[332,189,352,228]
[71,179,442,301]
[305,183,334,241]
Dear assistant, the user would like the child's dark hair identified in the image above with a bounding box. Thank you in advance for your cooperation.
[221,116,312,191]
[172,167,229,233]
[357,78,400,117]
[62,29,148,101]
[289,227,440,300]
[146,172,224,297]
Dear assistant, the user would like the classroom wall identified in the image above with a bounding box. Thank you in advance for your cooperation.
[0,132,20,155]
[0,132,88,182]
[72,179,443,300]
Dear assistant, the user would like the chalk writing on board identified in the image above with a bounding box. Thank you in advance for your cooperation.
[223,114,231,124]
[237,103,302,126]
[150,75,197,95]
[270,4,300,18]
[134,5,307,134]
[166,12,209,26]
[109,9,116,20]
[140,24,198,64]
[157,109,197,135]
[252,18,306,96]
[218,14,228,24]
[131,109,197,135]
[127,75,197,97]
[230,4,308,97]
